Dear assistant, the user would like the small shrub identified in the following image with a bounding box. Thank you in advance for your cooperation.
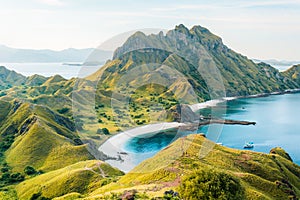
[24,166,37,175]
[57,107,70,114]
[102,128,110,135]
[179,169,245,200]
[1,166,9,173]
[10,172,25,182]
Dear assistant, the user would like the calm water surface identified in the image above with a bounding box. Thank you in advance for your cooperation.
[125,93,300,165]
[1,62,101,79]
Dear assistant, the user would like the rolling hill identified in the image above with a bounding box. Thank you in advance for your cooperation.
[0,24,299,199]
[282,64,300,86]
[86,134,300,199]
[89,24,299,102]
[0,99,94,171]
[15,160,124,200]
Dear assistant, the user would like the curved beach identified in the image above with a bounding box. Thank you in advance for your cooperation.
[98,99,229,172]
[98,122,185,172]
[98,91,300,172]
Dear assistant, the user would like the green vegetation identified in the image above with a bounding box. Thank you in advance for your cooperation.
[179,169,245,200]
[0,24,299,199]
[282,64,300,86]
[24,166,37,176]
[0,66,27,90]
[16,160,124,199]
[57,107,70,114]
[103,24,299,100]
[87,135,300,199]
[102,128,110,135]
[0,98,95,196]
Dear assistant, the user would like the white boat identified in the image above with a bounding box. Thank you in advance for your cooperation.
[243,142,254,149]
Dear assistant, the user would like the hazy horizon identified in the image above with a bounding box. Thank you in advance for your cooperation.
[1,0,300,60]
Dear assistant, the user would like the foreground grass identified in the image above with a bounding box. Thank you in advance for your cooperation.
[85,135,300,200]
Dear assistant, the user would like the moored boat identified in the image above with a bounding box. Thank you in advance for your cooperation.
[244,142,254,149]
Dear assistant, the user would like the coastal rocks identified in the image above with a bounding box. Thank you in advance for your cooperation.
[167,104,199,123]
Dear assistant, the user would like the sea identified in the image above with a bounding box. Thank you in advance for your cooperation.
[1,62,102,79]
[125,93,300,165]
[2,62,299,166]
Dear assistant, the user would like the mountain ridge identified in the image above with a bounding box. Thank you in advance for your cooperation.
[0,24,299,199]
[90,24,299,104]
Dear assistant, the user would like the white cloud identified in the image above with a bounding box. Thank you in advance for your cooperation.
[151,4,217,12]
[151,0,300,12]
[239,0,300,7]
[36,0,65,6]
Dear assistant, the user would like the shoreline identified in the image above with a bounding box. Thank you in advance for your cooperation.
[98,89,300,172]
[98,122,185,172]
[190,88,300,112]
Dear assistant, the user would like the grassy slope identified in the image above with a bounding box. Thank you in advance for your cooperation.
[0,24,299,199]
[16,160,124,200]
[82,25,300,133]
[110,24,298,98]
[6,120,92,172]
[1,25,300,135]
[0,98,125,200]
[0,66,27,90]
[282,64,300,86]
[0,100,93,172]
[86,135,300,199]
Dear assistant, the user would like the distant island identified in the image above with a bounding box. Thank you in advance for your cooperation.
[0,45,112,63]
[0,24,299,199]
[253,58,300,67]
[62,63,83,66]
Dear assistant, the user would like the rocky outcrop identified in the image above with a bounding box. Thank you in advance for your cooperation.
[168,104,199,123]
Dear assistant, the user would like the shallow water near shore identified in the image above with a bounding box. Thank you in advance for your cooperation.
[125,93,300,165]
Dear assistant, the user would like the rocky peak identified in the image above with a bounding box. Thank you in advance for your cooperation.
[174,24,191,36]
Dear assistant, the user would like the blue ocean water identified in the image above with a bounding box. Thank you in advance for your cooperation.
[125,93,300,165]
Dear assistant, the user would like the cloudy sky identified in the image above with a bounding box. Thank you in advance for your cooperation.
[1,0,300,60]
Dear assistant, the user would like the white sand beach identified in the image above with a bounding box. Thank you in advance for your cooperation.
[98,122,185,172]
[189,99,224,112]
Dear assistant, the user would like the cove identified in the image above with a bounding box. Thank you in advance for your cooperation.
[124,93,300,166]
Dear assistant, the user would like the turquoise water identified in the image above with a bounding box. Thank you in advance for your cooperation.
[124,131,178,153]
[125,93,300,165]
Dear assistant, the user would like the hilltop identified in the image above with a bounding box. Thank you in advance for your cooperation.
[89,24,299,101]
[78,135,300,199]
[282,64,300,86]
[0,66,26,90]
[2,25,300,134]
[0,24,299,199]
[0,99,94,171]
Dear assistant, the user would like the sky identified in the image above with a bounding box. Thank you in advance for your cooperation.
[0,0,300,60]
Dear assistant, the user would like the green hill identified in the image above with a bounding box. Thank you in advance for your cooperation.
[282,64,300,86]
[0,99,94,175]
[0,66,26,90]
[25,74,48,86]
[86,134,300,199]
[105,24,297,98]
[0,24,299,200]
[1,25,299,134]
[84,24,300,131]
[15,160,124,200]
